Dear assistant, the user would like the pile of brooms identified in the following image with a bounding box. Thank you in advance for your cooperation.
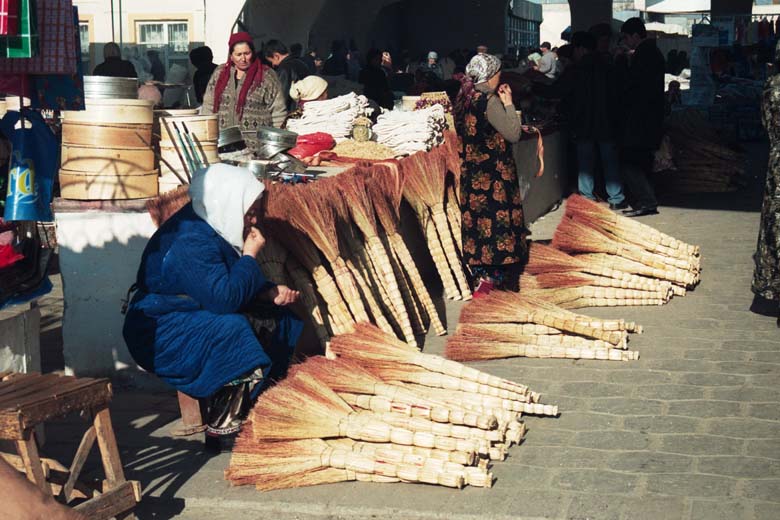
[520,195,701,309]
[261,138,470,348]
[225,324,557,491]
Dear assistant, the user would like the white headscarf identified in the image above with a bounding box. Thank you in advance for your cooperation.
[189,163,265,250]
[466,53,502,84]
[290,75,329,102]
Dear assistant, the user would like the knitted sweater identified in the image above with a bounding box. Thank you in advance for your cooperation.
[201,63,287,152]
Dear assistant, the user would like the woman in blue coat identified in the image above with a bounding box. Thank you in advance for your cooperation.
[123,164,302,437]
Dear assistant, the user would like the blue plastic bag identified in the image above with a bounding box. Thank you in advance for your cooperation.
[0,108,57,221]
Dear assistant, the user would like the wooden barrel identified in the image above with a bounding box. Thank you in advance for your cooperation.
[61,144,155,174]
[59,169,159,200]
[160,142,218,174]
[159,114,219,143]
[60,99,156,200]
[83,76,138,100]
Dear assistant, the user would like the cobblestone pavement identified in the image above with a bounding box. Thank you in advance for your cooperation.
[38,144,779,519]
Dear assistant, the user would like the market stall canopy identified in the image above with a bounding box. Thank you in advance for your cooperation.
[646,22,689,35]
[645,0,710,14]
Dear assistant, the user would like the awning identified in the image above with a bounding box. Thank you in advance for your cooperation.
[645,0,710,14]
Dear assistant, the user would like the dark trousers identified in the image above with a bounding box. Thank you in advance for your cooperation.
[576,139,625,205]
[621,147,658,209]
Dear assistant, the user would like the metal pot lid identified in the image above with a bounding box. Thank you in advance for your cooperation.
[218,126,245,147]
[256,126,298,147]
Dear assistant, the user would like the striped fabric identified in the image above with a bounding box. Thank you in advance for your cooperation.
[1,0,77,72]
[0,0,19,36]
[0,0,36,58]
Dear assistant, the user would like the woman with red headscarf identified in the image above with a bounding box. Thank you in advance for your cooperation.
[201,32,287,152]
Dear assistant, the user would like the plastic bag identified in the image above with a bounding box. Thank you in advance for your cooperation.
[0,108,57,221]
[288,132,335,159]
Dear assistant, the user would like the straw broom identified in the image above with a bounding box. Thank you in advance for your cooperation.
[387,240,428,337]
[557,297,668,309]
[282,255,334,346]
[333,174,416,345]
[574,252,697,287]
[525,270,674,293]
[340,441,477,466]
[417,152,472,300]
[527,285,672,305]
[509,292,643,333]
[455,324,621,350]
[401,153,462,301]
[564,194,699,256]
[445,182,462,254]
[445,330,639,363]
[459,292,627,345]
[250,371,481,453]
[553,218,696,274]
[293,356,498,430]
[526,242,677,289]
[228,439,466,490]
[366,168,447,336]
[327,439,493,488]
[366,412,505,444]
[329,323,531,395]
[402,384,558,417]
[265,186,355,333]
[272,184,372,323]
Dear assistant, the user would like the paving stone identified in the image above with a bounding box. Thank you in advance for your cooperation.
[532,412,622,432]
[553,469,639,496]
[565,494,624,520]
[503,489,570,519]
[746,374,780,388]
[684,349,747,362]
[573,431,651,451]
[618,496,688,520]
[606,451,694,474]
[558,382,629,399]
[716,361,780,375]
[743,479,780,502]
[748,351,780,363]
[645,473,736,498]
[508,446,605,470]
[708,418,780,439]
[745,439,780,460]
[604,371,674,385]
[520,428,576,448]
[635,384,705,400]
[623,416,699,435]
[754,502,780,520]
[667,400,742,418]
[660,435,743,456]
[644,359,718,373]
[748,404,780,422]
[709,386,780,402]
[690,499,751,520]
[698,456,780,479]
[679,373,748,387]
[723,340,780,352]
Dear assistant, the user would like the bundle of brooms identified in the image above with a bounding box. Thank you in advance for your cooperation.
[550,195,701,292]
[447,291,642,362]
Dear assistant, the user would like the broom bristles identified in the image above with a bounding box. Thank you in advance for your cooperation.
[250,372,353,441]
[526,242,586,273]
[146,185,190,227]
[552,218,618,255]
[295,355,384,395]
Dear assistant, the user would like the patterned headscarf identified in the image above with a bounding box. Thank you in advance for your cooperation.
[466,53,501,84]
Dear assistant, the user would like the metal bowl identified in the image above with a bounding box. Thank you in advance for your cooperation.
[241,159,272,179]
[218,126,246,151]
[256,127,298,148]
[84,76,139,100]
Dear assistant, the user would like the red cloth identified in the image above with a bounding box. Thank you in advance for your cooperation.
[213,31,266,119]
[288,132,335,159]
[0,244,23,269]
[0,0,19,36]
[0,0,75,75]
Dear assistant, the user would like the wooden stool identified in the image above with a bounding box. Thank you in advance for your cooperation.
[0,372,141,519]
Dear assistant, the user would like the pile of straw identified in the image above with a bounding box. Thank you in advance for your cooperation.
[226,324,555,491]
[447,291,641,362]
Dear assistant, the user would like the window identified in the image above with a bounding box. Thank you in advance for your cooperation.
[136,21,189,53]
[79,22,89,56]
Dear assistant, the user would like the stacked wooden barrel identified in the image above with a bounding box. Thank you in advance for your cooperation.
[158,112,218,193]
[60,99,158,200]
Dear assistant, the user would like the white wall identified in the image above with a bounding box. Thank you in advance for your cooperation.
[540,4,571,48]
[73,0,244,63]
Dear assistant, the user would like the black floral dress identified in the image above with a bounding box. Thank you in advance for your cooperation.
[752,74,780,303]
[458,91,527,287]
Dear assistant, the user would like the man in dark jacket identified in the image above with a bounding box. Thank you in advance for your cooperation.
[190,46,218,104]
[263,40,311,112]
[93,42,137,78]
[616,17,665,217]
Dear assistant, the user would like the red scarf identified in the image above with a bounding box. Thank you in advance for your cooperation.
[212,58,266,119]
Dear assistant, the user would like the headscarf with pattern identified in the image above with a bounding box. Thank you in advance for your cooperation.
[465,53,502,85]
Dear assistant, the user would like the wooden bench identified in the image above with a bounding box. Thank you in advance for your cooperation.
[0,372,141,519]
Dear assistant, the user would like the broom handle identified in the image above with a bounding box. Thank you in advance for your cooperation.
[431,206,472,300]
[389,234,447,336]
[572,286,671,300]
[615,243,696,273]
[311,266,355,336]
[561,297,667,309]
[581,253,696,286]
[520,310,626,345]
[365,442,476,466]
[409,352,529,395]
[331,258,372,323]
[344,255,397,336]
[376,383,498,430]
[365,237,417,346]
[284,259,332,348]
[388,369,532,403]
[405,384,552,416]
[461,326,616,349]
[497,342,639,361]
[576,271,673,292]
[390,247,428,337]
[423,214,461,300]
[445,184,463,254]
[373,413,504,443]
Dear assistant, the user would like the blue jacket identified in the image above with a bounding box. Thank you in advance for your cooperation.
[123,203,302,398]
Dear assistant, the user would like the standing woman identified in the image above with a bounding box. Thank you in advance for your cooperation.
[455,53,527,294]
[752,42,780,326]
[282,75,329,128]
[201,32,287,152]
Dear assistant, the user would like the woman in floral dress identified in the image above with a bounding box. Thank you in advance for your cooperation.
[752,43,780,326]
[455,53,527,293]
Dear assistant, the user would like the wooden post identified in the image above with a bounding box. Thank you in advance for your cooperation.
[93,407,126,487]
[15,431,48,492]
